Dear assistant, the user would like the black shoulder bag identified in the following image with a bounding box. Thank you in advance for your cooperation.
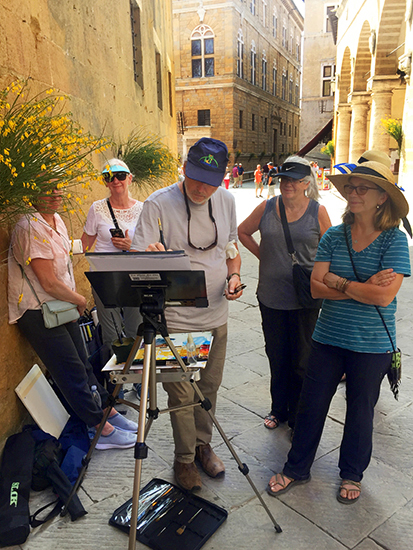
[344,227,401,400]
[278,196,322,309]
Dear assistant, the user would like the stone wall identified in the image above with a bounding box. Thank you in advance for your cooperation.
[0,0,177,448]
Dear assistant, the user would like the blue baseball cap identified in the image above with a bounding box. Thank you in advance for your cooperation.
[185,137,229,187]
[102,163,130,174]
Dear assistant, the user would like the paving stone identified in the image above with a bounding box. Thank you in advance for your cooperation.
[220,357,262,390]
[372,404,413,478]
[223,375,271,418]
[353,539,388,550]
[202,496,347,550]
[276,450,413,548]
[369,498,413,550]
[200,441,274,509]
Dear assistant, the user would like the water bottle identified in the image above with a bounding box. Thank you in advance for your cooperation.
[91,385,102,408]
[186,333,197,365]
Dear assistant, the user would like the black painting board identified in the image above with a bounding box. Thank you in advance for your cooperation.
[85,270,208,309]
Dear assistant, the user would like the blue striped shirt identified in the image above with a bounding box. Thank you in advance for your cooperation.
[312,223,411,353]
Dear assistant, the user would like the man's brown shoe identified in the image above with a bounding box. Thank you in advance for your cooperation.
[195,444,225,478]
[174,460,202,491]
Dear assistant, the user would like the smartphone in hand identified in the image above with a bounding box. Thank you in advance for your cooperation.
[109,228,124,238]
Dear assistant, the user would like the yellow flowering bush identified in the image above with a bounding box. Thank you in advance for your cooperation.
[0,80,112,224]
[321,140,335,158]
[381,117,403,155]
[119,130,178,192]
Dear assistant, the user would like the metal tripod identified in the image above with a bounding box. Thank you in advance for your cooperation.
[63,293,282,550]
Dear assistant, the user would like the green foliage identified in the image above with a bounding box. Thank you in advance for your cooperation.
[381,117,403,155]
[119,130,178,192]
[0,79,111,225]
[321,140,335,159]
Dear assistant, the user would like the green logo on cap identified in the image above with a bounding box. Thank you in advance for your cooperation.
[199,154,219,167]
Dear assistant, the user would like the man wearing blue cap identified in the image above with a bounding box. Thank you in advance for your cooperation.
[131,138,243,491]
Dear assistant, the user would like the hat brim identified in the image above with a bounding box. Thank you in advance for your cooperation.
[328,172,409,218]
[185,161,224,187]
[277,170,306,179]
[102,165,130,174]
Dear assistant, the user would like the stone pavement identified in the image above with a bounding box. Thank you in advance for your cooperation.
[15,182,413,550]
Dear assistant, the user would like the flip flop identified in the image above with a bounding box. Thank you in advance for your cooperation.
[266,473,311,497]
[337,479,361,504]
[264,414,279,429]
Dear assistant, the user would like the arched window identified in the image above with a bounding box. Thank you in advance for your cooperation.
[251,41,257,85]
[262,50,267,91]
[272,61,277,96]
[191,25,215,78]
[237,29,244,78]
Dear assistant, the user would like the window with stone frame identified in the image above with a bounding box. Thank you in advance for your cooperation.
[295,81,299,106]
[130,1,143,88]
[155,51,163,110]
[250,0,256,16]
[282,68,287,100]
[322,63,336,96]
[325,5,336,33]
[191,25,215,78]
[289,76,293,103]
[282,22,287,48]
[262,0,267,26]
[272,62,277,95]
[239,110,243,129]
[237,29,244,78]
[198,109,211,126]
[262,51,267,91]
[251,41,257,85]
[272,8,278,38]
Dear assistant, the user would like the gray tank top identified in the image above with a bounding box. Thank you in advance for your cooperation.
[257,196,320,310]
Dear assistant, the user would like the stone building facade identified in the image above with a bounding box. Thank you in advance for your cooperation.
[0,0,177,444]
[173,0,303,171]
[333,0,408,177]
[299,0,336,166]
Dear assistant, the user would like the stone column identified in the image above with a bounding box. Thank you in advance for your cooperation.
[335,104,352,164]
[367,76,399,151]
[348,93,370,163]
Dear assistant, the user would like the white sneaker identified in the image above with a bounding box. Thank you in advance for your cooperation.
[109,412,138,432]
[96,427,136,450]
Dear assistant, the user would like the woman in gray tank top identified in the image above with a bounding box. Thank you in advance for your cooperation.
[238,157,331,437]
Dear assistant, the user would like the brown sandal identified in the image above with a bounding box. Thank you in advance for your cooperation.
[337,479,361,504]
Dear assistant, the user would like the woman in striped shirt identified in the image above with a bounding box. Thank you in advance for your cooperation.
[266,161,410,504]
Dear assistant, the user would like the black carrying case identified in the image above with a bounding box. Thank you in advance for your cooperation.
[109,478,227,550]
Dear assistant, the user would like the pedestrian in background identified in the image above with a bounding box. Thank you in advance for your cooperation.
[238,163,244,187]
[254,164,263,198]
[232,163,239,188]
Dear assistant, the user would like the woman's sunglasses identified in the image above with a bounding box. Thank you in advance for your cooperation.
[103,171,129,183]
[343,184,378,196]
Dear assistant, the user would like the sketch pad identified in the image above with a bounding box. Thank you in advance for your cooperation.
[15,364,70,439]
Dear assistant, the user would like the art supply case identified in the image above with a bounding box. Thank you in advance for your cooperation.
[109,478,227,550]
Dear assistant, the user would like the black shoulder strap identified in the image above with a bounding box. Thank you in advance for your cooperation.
[344,226,396,352]
[278,196,295,256]
[30,499,62,528]
[106,199,120,229]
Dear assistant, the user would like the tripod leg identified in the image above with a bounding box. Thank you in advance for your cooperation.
[163,335,282,533]
[145,341,159,439]
[128,329,155,550]
[61,334,143,517]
